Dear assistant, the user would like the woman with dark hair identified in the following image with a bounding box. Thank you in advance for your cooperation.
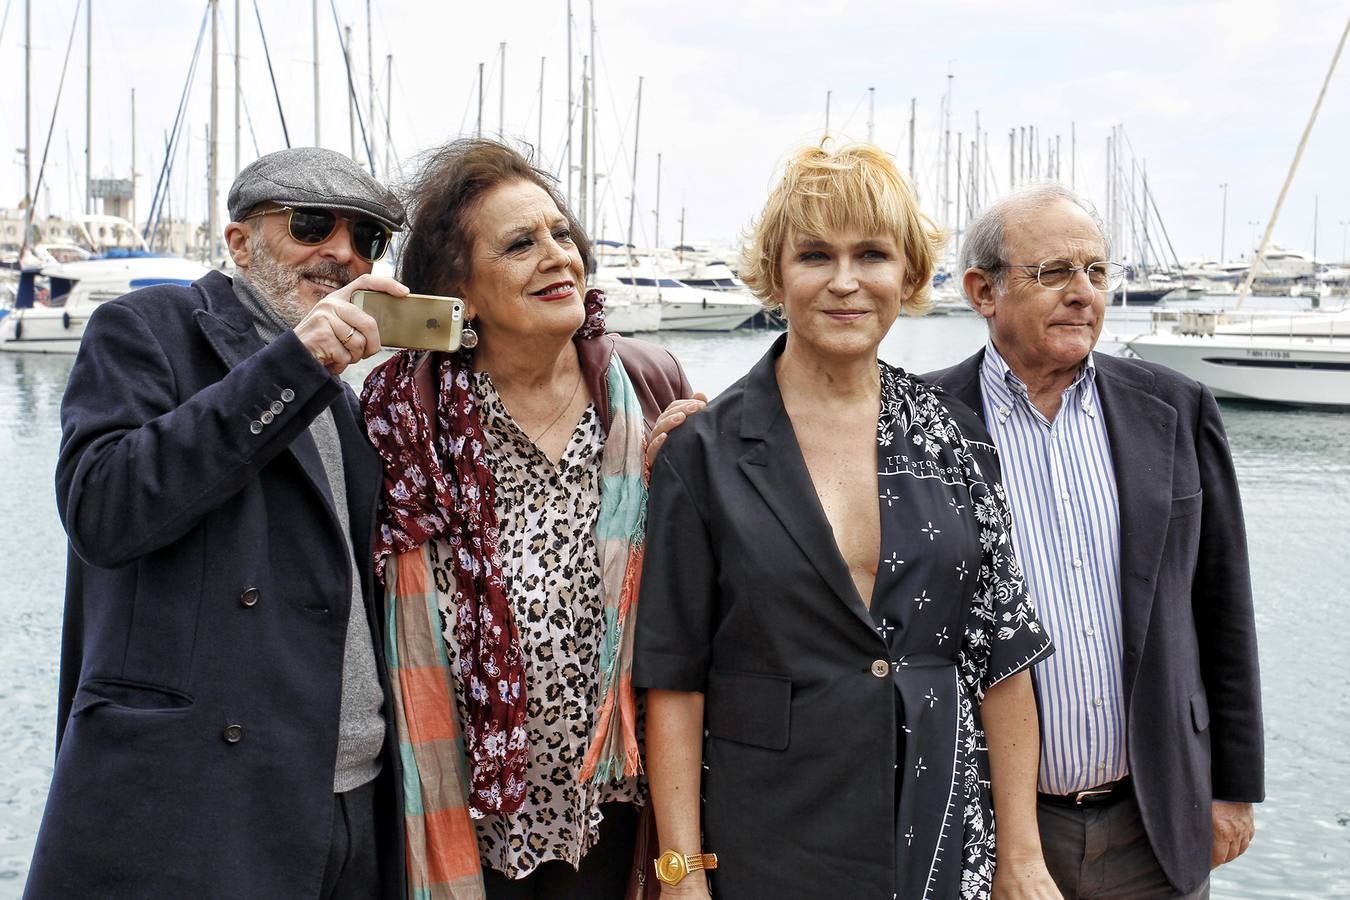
[362,138,702,898]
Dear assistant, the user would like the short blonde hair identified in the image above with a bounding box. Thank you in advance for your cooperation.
[740,143,944,314]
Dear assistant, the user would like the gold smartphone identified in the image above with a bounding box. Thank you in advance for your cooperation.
[350,290,466,352]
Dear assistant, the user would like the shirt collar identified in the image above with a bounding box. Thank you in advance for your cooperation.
[981,338,1099,417]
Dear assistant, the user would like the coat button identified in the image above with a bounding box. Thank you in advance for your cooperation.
[249,420,263,434]
[270,400,284,415]
[260,410,274,425]
[240,587,260,607]
[280,388,295,402]
[223,724,244,743]
[871,659,890,677]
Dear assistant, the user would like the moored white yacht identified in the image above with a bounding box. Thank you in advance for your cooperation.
[591,257,759,331]
[1126,308,1350,407]
[0,256,210,354]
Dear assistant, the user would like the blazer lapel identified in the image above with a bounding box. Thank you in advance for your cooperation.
[1095,355,1176,696]
[933,350,987,426]
[736,338,876,630]
[192,273,336,516]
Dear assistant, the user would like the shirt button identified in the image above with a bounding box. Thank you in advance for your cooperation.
[1085,625,1095,636]
[223,724,245,743]
[1094,697,1104,707]
[1073,558,1083,569]
[870,659,890,678]
[1098,762,1107,770]
[1061,491,1070,501]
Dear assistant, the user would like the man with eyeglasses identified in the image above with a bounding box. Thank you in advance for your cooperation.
[926,184,1262,899]
[29,147,411,898]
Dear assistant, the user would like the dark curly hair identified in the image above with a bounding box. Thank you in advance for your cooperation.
[396,139,591,297]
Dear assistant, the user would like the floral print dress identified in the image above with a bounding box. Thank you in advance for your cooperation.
[872,362,1053,899]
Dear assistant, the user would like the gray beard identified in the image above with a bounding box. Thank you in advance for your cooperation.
[244,232,354,326]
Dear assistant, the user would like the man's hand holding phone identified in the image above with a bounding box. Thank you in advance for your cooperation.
[295,273,407,375]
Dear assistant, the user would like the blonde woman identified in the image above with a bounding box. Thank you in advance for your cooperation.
[634,144,1060,899]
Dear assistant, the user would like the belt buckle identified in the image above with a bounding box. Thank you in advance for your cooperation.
[1073,786,1112,805]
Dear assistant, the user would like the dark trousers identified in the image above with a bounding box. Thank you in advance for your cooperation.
[319,778,382,900]
[1037,792,1210,899]
[482,802,639,900]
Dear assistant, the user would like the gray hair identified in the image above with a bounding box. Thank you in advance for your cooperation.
[959,183,1107,289]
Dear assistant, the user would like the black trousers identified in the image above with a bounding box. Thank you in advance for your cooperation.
[319,777,382,900]
[481,802,639,900]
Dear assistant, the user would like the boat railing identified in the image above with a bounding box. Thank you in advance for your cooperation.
[1151,308,1349,341]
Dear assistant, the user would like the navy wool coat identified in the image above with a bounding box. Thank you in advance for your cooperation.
[925,349,1264,895]
[26,271,405,898]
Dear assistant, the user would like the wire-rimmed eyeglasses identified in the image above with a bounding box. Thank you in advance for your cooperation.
[986,259,1126,292]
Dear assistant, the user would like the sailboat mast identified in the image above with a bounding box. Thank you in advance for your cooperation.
[85,0,92,214]
[209,0,219,260]
[626,76,642,253]
[234,0,240,176]
[367,0,375,177]
[566,0,572,205]
[908,98,915,191]
[384,55,392,177]
[866,86,874,143]
[345,25,356,160]
[578,57,589,234]
[312,0,320,144]
[24,0,31,214]
[499,42,506,137]
[589,0,597,238]
[130,88,136,226]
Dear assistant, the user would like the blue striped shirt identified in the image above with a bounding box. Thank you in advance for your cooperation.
[979,341,1127,795]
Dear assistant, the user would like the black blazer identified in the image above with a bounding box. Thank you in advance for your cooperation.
[925,349,1264,894]
[634,339,1033,898]
[27,272,404,898]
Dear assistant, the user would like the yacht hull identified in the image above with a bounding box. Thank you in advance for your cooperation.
[0,308,87,353]
[658,299,758,331]
[1127,332,1350,407]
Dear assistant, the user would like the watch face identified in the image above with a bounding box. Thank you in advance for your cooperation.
[655,851,688,883]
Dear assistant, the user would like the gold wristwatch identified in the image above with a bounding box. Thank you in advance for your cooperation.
[654,849,719,885]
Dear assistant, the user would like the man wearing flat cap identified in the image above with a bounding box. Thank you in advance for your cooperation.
[26,148,411,898]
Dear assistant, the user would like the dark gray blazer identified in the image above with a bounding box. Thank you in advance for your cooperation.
[27,272,404,898]
[925,349,1264,894]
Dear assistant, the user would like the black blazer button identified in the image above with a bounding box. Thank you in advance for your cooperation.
[240,587,260,607]
[223,724,244,743]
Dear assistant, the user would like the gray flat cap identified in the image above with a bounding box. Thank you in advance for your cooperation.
[228,147,405,230]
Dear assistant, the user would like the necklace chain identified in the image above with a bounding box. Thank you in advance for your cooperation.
[524,369,584,445]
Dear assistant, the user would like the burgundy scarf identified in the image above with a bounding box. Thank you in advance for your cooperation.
[361,290,606,816]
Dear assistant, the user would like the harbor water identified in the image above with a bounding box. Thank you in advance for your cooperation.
[0,311,1347,897]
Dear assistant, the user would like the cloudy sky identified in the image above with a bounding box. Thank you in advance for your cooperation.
[3,0,1348,263]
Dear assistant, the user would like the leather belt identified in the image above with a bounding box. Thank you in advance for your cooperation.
[1037,776,1132,808]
